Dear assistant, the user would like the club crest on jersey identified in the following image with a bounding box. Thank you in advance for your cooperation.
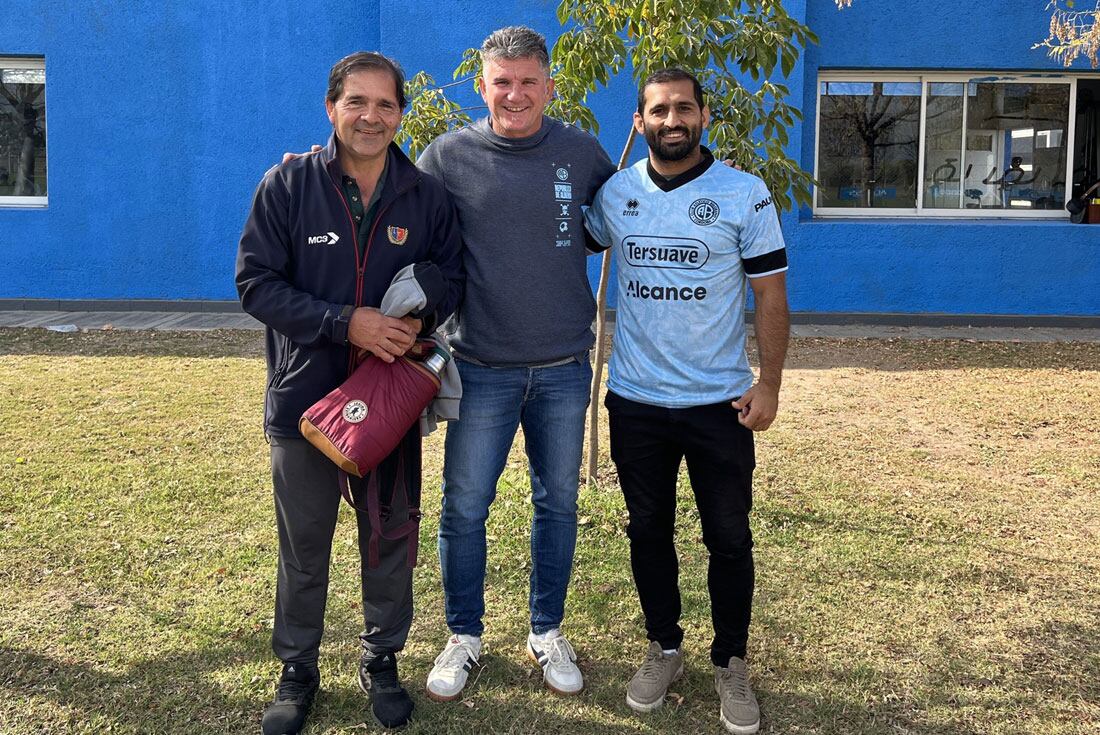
[387,226,408,245]
[688,198,720,226]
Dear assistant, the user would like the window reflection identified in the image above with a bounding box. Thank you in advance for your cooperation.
[0,65,47,199]
[817,76,1072,215]
[924,83,965,209]
[962,83,1069,210]
[817,81,921,208]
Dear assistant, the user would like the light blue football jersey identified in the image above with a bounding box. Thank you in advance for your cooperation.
[584,156,787,408]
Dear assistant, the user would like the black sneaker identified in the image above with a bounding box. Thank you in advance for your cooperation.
[261,662,320,735]
[359,652,414,729]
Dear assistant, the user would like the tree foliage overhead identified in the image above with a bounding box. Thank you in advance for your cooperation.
[398,0,818,212]
[1039,0,1100,68]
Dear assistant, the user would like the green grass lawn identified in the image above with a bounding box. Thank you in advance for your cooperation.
[0,329,1097,734]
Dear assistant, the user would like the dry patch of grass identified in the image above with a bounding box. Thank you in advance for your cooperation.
[0,329,1097,734]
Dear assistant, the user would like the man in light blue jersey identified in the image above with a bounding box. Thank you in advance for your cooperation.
[584,68,789,735]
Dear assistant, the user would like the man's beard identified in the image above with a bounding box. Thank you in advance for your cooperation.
[644,123,702,163]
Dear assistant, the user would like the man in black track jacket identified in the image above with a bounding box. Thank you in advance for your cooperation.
[235,52,463,734]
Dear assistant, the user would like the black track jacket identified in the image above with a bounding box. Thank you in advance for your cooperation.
[236,136,464,438]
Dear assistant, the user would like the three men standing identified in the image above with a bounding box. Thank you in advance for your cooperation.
[236,52,463,733]
[238,27,789,735]
[585,69,790,734]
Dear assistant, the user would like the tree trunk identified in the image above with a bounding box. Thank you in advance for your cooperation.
[15,133,35,196]
[585,124,636,485]
[14,100,39,196]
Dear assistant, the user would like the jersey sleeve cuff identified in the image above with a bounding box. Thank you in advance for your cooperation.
[743,247,787,277]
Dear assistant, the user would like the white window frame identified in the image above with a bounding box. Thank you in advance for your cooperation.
[813,71,1093,220]
[0,56,47,208]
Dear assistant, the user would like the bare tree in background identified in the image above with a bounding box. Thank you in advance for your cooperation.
[0,81,46,196]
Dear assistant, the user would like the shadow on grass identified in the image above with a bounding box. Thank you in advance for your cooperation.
[0,634,270,733]
[1014,618,1100,706]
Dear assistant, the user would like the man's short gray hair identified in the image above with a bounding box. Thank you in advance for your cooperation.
[480,26,550,73]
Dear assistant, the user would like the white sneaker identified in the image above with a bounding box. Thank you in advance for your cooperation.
[426,634,481,702]
[526,629,584,695]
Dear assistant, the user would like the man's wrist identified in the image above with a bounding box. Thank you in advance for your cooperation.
[333,304,355,345]
[757,377,782,392]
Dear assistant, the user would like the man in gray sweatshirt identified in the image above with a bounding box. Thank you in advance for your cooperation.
[417,26,616,701]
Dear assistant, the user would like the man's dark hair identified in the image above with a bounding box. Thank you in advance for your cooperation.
[637,69,705,115]
[326,51,407,109]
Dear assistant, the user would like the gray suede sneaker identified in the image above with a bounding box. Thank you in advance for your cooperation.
[714,656,760,734]
[626,641,684,713]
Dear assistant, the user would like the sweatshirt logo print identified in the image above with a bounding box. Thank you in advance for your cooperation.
[307,231,341,245]
[387,226,408,245]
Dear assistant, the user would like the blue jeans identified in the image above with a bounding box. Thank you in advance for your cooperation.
[438,357,592,636]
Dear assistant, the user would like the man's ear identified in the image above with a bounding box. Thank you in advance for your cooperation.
[633,111,645,137]
[702,105,711,131]
[326,98,336,126]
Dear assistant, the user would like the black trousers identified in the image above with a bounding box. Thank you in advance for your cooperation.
[269,429,419,666]
[605,390,756,666]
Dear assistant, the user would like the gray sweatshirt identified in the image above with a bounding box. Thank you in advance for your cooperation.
[418,116,615,366]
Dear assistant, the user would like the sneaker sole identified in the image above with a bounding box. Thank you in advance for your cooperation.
[718,708,760,735]
[625,662,684,713]
[525,646,583,695]
[424,685,463,703]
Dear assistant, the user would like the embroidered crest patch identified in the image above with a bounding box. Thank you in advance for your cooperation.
[387,226,408,245]
[342,400,368,423]
[688,198,720,226]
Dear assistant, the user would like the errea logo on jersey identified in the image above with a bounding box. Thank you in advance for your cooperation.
[307,231,341,245]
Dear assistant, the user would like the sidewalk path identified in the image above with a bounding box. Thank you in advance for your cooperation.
[2,310,1099,342]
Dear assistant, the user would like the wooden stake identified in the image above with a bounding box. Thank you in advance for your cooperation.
[585,124,637,485]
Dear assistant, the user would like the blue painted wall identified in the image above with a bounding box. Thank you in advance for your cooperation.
[1,0,1096,316]
[791,0,1099,316]
[0,0,381,300]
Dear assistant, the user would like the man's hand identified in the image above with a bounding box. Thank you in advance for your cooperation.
[731,381,779,431]
[347,307,417,362]
[400,315,423,335]
[281,144,323,165]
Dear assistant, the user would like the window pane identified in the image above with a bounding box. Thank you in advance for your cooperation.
[0,64,47,198]
[817,80,920,208]
[923,83,965,209]
[962,82,1069,210]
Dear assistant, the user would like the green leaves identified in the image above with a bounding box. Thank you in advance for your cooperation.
[552,0,815,210]
[395,71,475,161]
[398,0,818,208]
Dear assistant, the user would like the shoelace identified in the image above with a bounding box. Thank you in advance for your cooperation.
[276,672,316,703]
[637,648,667,681]
[434,640,477,673]
[718,667,750,701]
[369,663,400,691]
[544,636,577,670]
